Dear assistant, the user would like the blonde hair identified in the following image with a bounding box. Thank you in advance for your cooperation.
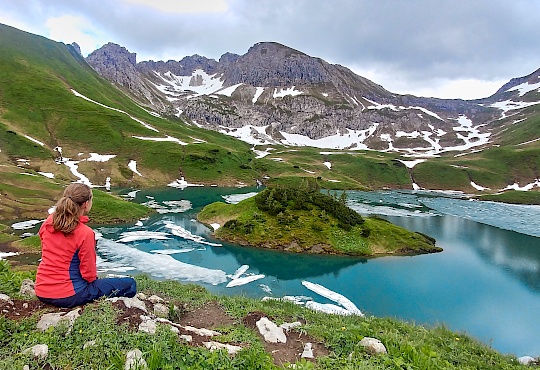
[52,183,92,234]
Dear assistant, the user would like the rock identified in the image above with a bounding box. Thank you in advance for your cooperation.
[203,341,243,355]
[280,321,302,332]
[125,349,147,370]
[170,326,179,334]
[23,365,30,370]
[19,279,36,298]
[518,356,537,365]
[359,337,387,355]
[37,308,80,332]
[23,344,48,360]
[301,342,314,358]
[83,340,97,349]
[256,317,287,343]
[179,334,193,342]
[138,317,157,334]
[136,292,147,300]
[153,303,169,317]
[148,295,164,304]
[108,296,147,313]
[183,325,221,337]
[0,293,13,305]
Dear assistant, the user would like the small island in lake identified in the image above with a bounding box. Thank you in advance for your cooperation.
[198,186,442,257]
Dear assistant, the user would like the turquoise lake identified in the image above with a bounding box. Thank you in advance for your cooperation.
[91,186,540,357]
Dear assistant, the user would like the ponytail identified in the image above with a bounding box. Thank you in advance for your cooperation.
[52,183,92,234]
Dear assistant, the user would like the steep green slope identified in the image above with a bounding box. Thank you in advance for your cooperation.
[0,23,259,187]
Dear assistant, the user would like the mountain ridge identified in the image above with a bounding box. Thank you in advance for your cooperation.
[86,40,539,155]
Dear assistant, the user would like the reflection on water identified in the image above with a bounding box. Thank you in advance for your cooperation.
[87,187,540,356]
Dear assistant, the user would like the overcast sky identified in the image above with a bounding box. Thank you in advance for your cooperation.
[2,0,539,99]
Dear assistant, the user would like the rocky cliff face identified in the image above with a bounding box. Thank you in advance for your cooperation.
[85,41,538,155]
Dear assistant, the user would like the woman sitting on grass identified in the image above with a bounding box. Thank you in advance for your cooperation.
[35,183,136,308]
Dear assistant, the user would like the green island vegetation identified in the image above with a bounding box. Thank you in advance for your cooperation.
[198,182,441,257]
[0,262,530,369]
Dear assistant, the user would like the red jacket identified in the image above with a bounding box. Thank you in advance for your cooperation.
[35,214,97,299]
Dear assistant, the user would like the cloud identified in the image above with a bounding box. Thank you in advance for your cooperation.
[122,0,229,14]
[1,0,539,99]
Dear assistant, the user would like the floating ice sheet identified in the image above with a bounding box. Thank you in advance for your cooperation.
[163,222,222,246]
[117,231,170,243]
[11,220,43,230]
[97,238,227,285]
[302,281,363,316]
[226,274,265,288]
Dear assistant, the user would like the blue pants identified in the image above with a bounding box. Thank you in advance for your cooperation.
[38,277,137,308]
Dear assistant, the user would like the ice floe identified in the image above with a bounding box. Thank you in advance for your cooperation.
[97,238,227,285]
[168,177,204,189]
[150,248,195,255]
[141,199,192,214]
[117,231,170,243]
[226,264,265,287]
[0,252,19,260]
[302,281,364,316]
[305,301,356,316]
[11,219,43,230]
[163,221,222,246]
[226,274,265,288]
[230,265,250,280]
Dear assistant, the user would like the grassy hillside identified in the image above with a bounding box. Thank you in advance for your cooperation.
[0,264,530,369]
[198,186,441,256]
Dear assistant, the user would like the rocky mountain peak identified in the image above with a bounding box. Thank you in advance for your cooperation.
[221,41,329,87]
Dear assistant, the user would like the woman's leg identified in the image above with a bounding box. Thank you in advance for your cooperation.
[37,277,137,308]
[90,277,137,299]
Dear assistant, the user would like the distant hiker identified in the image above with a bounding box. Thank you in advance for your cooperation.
[35,183,136,308]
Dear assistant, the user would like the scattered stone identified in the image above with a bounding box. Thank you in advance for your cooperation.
[22,303,28,309]
[153,303,169,317]
[148,295,164,303]
[138,317,157,334]
[37,308,81,332]
[359,337,387,355]
[23,365,30,370]
[203,341,243,355]
[23,344,48,360]
[125,349,147,370]
[83,340,97,349]
[518,356,537,365]
[170,326,179,334]
[19,279,36,298]
[301,342,314,358]
[180,334,193,342]
[280,321,302,332]
[183,325,221,337]
[136,292,147,300]
[256,317,287,343]
[0,293,13,305]
[108,296,147,313]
